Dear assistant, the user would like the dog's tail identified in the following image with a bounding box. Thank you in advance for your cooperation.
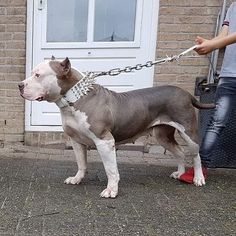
[191,96,216,109]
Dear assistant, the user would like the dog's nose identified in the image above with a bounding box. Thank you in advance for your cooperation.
[18,82,24,91]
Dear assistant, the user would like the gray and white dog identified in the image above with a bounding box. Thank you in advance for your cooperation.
[19,57,214,198]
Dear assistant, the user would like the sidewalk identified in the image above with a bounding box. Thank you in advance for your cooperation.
[0,143,235,236]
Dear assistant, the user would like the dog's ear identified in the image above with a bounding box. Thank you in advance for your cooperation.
[60,57,71,74]
[51,55,55,60]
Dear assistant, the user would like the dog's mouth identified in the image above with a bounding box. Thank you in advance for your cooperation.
[20,92,44,102]
[36,96,44,101]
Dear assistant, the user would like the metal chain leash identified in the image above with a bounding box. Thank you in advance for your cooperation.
[56,46,199,108]
[88,45,198,79]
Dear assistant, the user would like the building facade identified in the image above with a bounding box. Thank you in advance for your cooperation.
[0,0,233,146]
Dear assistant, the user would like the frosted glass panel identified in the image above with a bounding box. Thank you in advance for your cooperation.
[94,0,137,42]
[47,0,88,42]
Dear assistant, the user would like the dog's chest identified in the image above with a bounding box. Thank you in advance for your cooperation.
[61,108,96,146]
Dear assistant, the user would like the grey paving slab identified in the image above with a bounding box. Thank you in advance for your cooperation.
[0,147,235,236]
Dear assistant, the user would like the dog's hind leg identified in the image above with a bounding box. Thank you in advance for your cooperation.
[177,130,205,186]
[64,140,87,185]
[153,125,186,179]
[95,132,120,198]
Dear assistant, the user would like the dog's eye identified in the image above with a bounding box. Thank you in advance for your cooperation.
[35,73,40,78]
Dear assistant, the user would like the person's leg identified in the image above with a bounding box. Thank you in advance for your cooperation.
[200,84,236,167]
[180,79,236,184]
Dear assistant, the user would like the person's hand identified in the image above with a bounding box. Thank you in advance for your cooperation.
[195,36,216,55]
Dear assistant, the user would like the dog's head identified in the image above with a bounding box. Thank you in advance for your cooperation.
[19,57,80,102]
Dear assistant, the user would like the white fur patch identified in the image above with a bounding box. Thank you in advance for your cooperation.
[21,61,61,102]
[33,61,56,76]
[61,107,98,146]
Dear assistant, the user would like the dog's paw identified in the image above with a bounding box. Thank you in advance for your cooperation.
[193,175,206,187]
[100,188,118,198]
[170,171,184,179]
[64,176,82,185]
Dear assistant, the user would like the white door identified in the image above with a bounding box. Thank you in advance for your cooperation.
[26,0,159,131]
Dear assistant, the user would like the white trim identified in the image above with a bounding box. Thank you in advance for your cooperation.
[148,0,159,85]
[25,0,34,132]
[87,0,95,43]
[41,42,141,49]
[150,0,159,62]
[26,125,63,132]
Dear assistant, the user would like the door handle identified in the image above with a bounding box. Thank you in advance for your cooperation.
[38,0,44,10]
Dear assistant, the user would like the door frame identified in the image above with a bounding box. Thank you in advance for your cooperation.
[25,0,160,132]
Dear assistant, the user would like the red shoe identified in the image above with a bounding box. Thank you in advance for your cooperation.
[179,167,207,184]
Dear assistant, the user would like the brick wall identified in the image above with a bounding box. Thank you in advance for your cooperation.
[155,0,233,93]
[0,0,26,143]
[0,0,233,146]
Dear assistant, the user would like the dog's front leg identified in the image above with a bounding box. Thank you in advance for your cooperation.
[95,136,120,198]
[193,154,206,186]
[64,140,87,185]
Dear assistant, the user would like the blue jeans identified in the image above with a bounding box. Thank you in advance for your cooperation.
[200,77,236,167]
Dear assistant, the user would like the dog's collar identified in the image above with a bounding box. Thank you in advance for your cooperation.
[55,71,95,108]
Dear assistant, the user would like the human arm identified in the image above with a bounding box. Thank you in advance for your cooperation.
[194,25,234,55]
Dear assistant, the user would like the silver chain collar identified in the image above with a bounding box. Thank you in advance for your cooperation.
[55,72,96,108]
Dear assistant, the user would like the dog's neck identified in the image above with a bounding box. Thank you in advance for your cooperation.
[55,69,96,108]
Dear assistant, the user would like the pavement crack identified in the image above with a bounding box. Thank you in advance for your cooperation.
[131,203,141,218]
[21,211,61,221]
[1,196,7,209]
